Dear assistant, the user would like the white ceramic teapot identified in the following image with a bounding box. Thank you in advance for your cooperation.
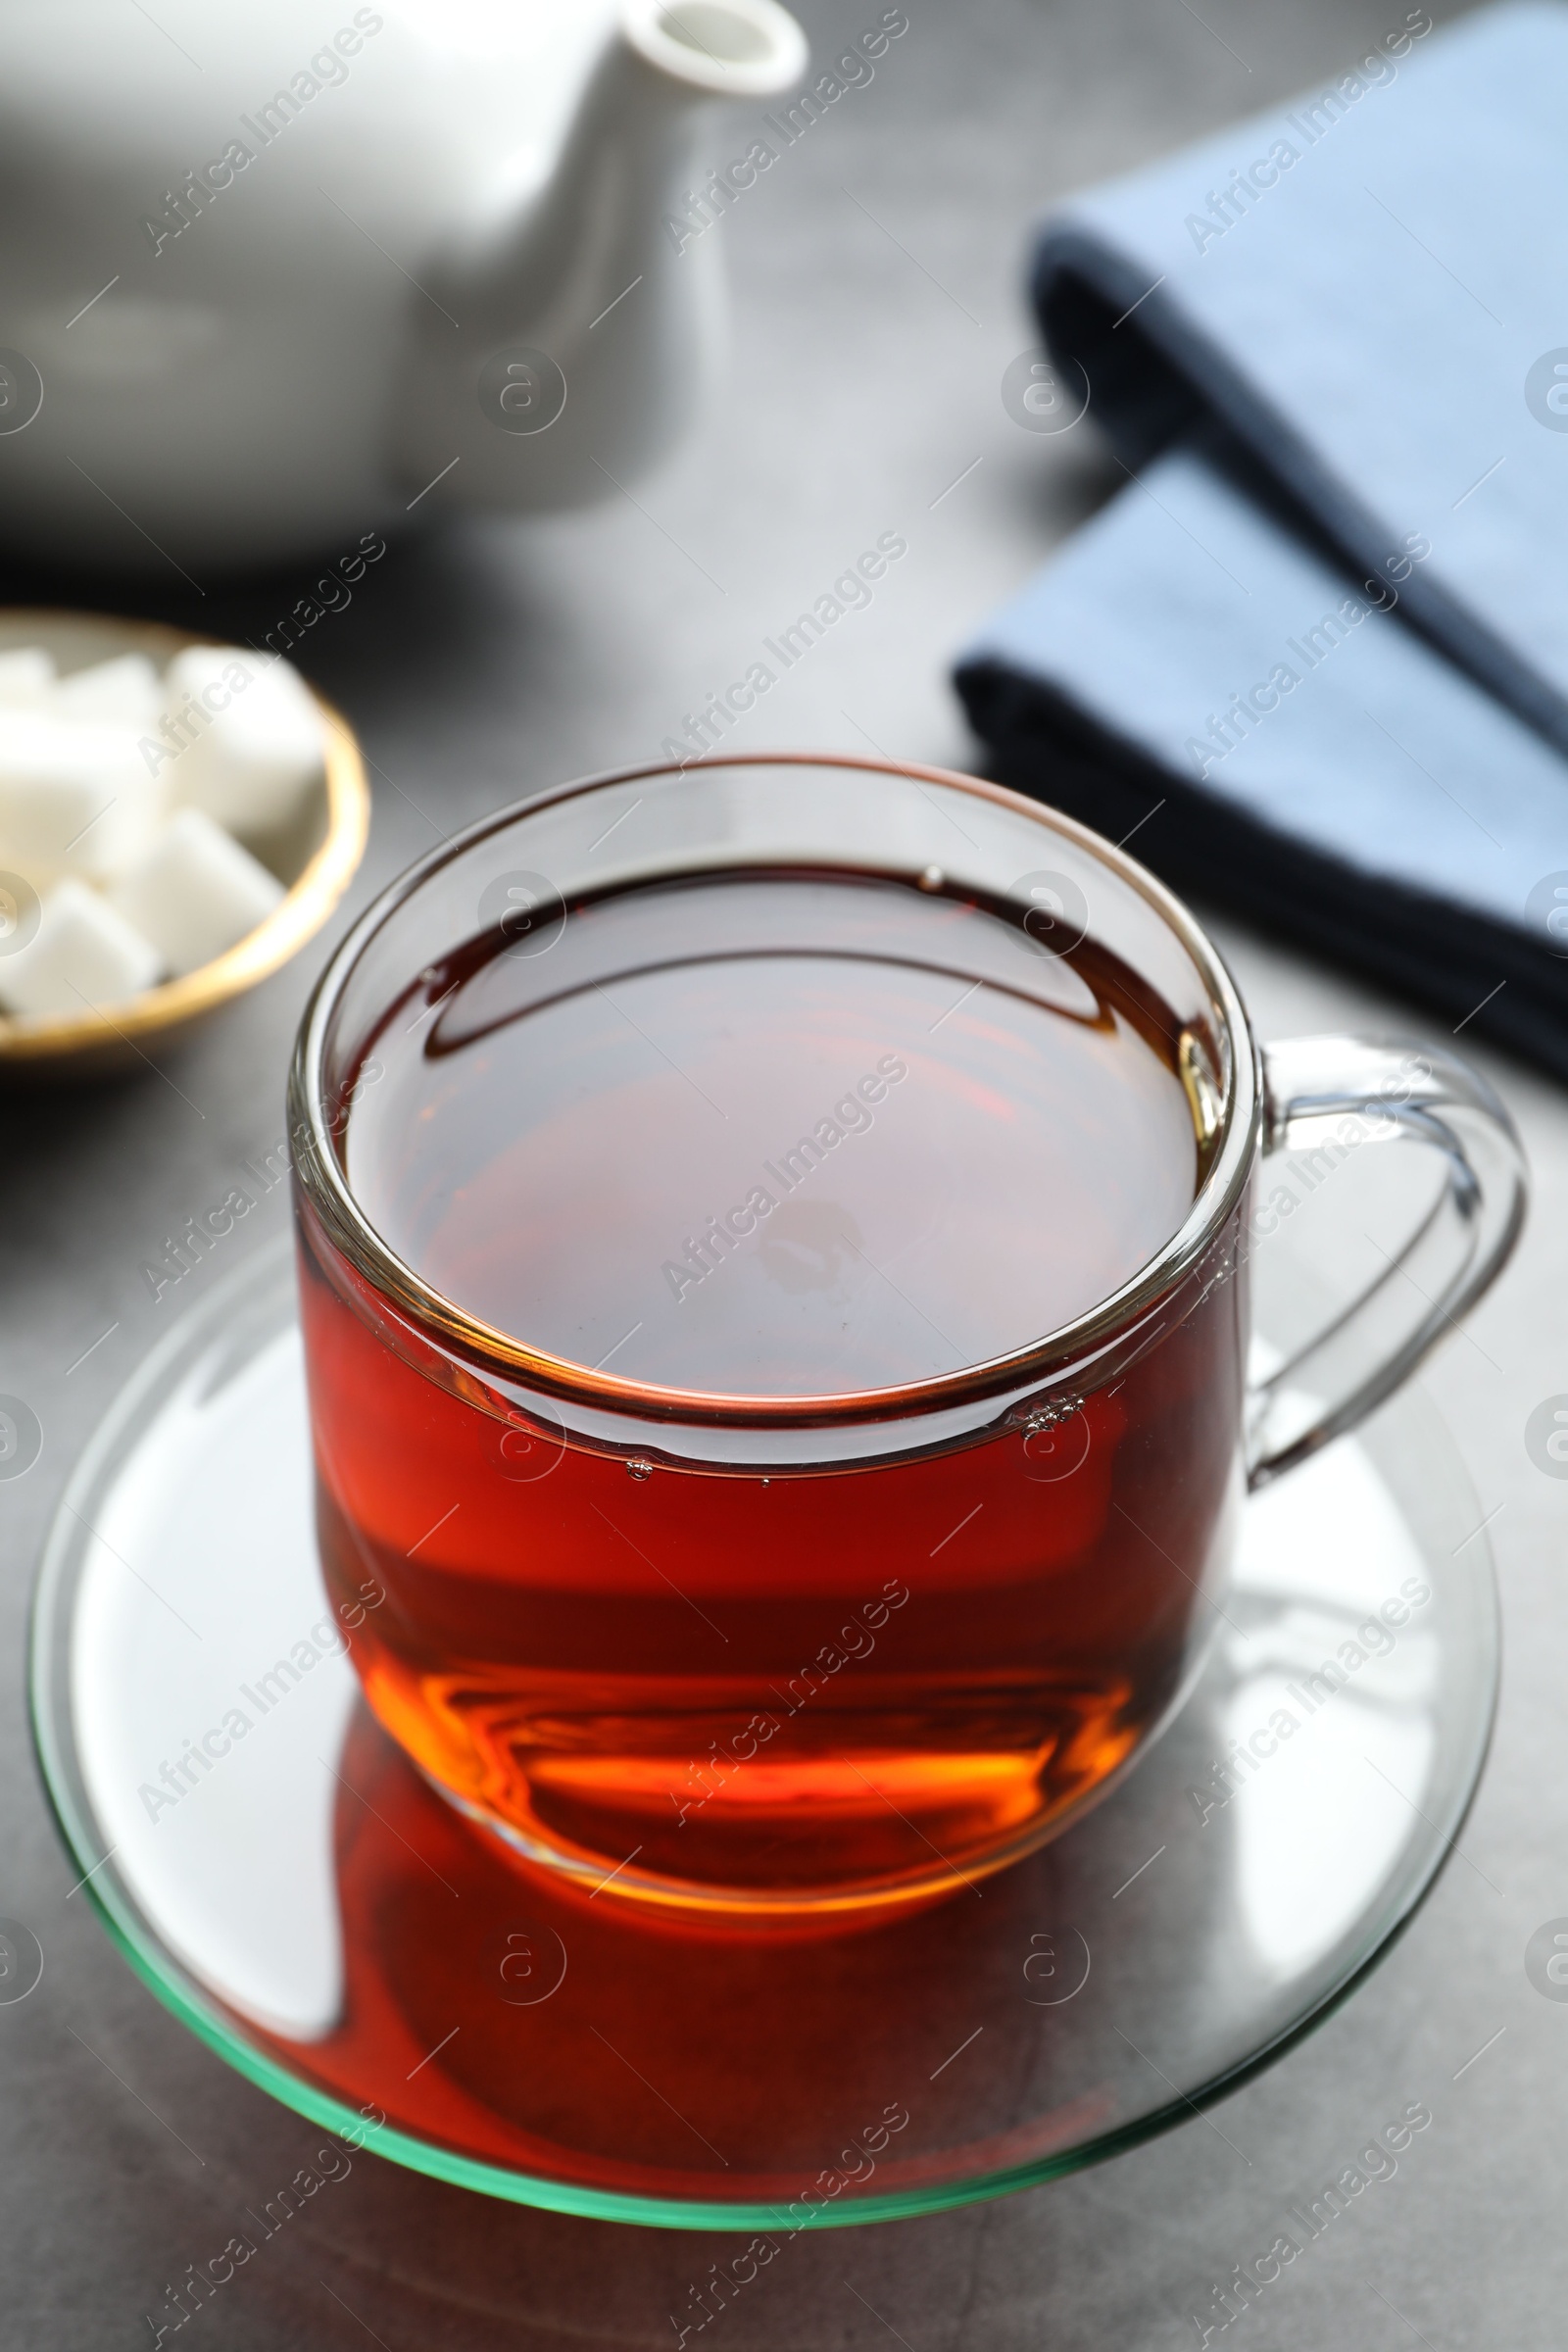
[0,0,807,576]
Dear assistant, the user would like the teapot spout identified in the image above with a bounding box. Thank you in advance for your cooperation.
[394,0,808,516]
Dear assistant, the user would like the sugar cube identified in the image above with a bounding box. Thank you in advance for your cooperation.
[0,716,162,882]
[161,649,324,836]
[0,649,55,707]
[0,637,322,1018]
[108,808,284,977]
[0,878,161,1017]
[55,652,163,729]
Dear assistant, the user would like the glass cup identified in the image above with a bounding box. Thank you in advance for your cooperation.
[288,754,1525,1921]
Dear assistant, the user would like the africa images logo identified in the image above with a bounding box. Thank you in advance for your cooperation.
[1525,350,1568,431]
[661,1054,907,1301]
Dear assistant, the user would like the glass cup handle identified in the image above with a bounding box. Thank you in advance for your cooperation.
[1245,1035,1528,1489]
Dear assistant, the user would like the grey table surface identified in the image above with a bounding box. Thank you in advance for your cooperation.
[3,0,1562,2344]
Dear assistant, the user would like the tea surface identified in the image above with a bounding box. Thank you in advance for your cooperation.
[344,870,1198,1393]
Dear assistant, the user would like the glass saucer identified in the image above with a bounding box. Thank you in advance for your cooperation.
[29,1240,1497,2231]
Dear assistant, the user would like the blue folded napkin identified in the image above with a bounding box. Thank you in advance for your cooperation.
[956,0,1568,1071]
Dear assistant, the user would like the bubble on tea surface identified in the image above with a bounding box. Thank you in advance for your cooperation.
[1011,869,1089,957]
[1020,1401,1091,1482]
[478,346,567,435]
[477,869,566,958]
